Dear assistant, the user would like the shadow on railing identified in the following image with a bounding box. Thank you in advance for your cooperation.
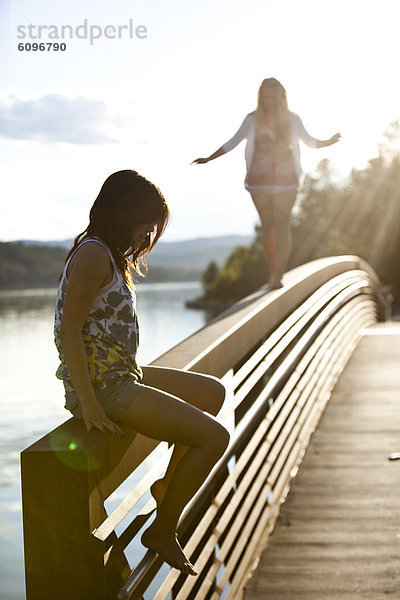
[20,256,387,600]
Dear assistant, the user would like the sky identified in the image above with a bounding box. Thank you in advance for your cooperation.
[1,0,400,242]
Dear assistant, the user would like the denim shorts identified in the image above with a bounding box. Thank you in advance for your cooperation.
[64,374,144,422]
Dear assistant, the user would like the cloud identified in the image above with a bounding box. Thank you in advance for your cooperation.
[0,92,120,144]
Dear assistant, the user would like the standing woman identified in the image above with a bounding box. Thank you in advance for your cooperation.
[54,170,229,576]
[193,78,341,288]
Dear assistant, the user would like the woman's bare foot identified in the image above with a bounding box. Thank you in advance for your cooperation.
[141,518,197,576]
[268,276,283,290]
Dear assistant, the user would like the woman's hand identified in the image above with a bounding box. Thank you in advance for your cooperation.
[191,148,226,165]
[191,157,210,165]
[326,132,341,146]
[81,398,125,435]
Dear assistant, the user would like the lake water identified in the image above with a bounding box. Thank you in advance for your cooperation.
[0,281,206,600]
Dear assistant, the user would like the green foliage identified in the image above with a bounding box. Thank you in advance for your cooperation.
[203,239,268,301]
[0,243,67,289]
[202,260,219,291]
[290,144,400,307]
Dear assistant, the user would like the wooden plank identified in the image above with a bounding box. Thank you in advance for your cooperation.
[174,301,373,599]
[93,451,168,542]
[152,417,274,599]
[173,444,273,600]
[231,271,362,389]
[243,325,400,600]
[163,375,315,600]
[232,271,363,398]
[232,315,376,598]
[233,290,373,418]
[223,442,303,600]
[211,315,376,598]
[21,443,107,600]
[190,307,374,599]
[152,261,376,376]
[211,467,274,600]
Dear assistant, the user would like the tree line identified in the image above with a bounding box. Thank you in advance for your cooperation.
[0,243,67,289]
[0,242,200,289]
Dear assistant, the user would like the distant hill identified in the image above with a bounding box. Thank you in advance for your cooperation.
[147,235,253,270]
[15,235,253,270]
[0,235,253,289]
[15,239,73,248]
[0,242,67,289]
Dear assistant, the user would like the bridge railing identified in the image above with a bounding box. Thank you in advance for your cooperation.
[21,256,385,600]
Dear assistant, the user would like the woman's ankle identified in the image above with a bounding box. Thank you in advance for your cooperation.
[268,275,283,289]
[151,478,168,506]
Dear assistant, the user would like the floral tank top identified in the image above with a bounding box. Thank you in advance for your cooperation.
[54,237,142,393]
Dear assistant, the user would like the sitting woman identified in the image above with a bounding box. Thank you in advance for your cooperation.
[54,169,230,576]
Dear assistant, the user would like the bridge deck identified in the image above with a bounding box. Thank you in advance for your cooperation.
[243,322,400,600]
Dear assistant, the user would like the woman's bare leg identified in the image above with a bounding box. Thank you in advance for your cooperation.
[251,192,296,287]
[141,366,226,414]
[272,192,297,283]
[119,382,229,574]
[141,366,226,505]
[266,226,276,276]
[250,193,278,285]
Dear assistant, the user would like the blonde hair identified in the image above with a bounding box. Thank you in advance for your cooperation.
[254,78,291,144]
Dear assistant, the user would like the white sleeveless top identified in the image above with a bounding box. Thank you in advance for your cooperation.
[221,111,319,177]
[54,237,142,393]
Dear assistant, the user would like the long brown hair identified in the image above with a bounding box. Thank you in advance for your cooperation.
[254,78,291,145]
[63,170,170,286]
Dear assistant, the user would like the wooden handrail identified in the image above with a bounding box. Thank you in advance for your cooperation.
[20,256,386,600]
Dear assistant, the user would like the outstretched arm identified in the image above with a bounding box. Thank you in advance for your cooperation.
[191,113,252,165]
[191,147,226,164]
[315,132,341,148]
[295,114,341,149]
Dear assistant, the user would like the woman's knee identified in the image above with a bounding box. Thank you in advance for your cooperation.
[273,210,292,236]
[273,195,295,227]
[251,194,274,230]
[205,376,226,415]
[186,373,226,416]
[205,419,230,457]
[258,211,274,234]
[219,424,230,453]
